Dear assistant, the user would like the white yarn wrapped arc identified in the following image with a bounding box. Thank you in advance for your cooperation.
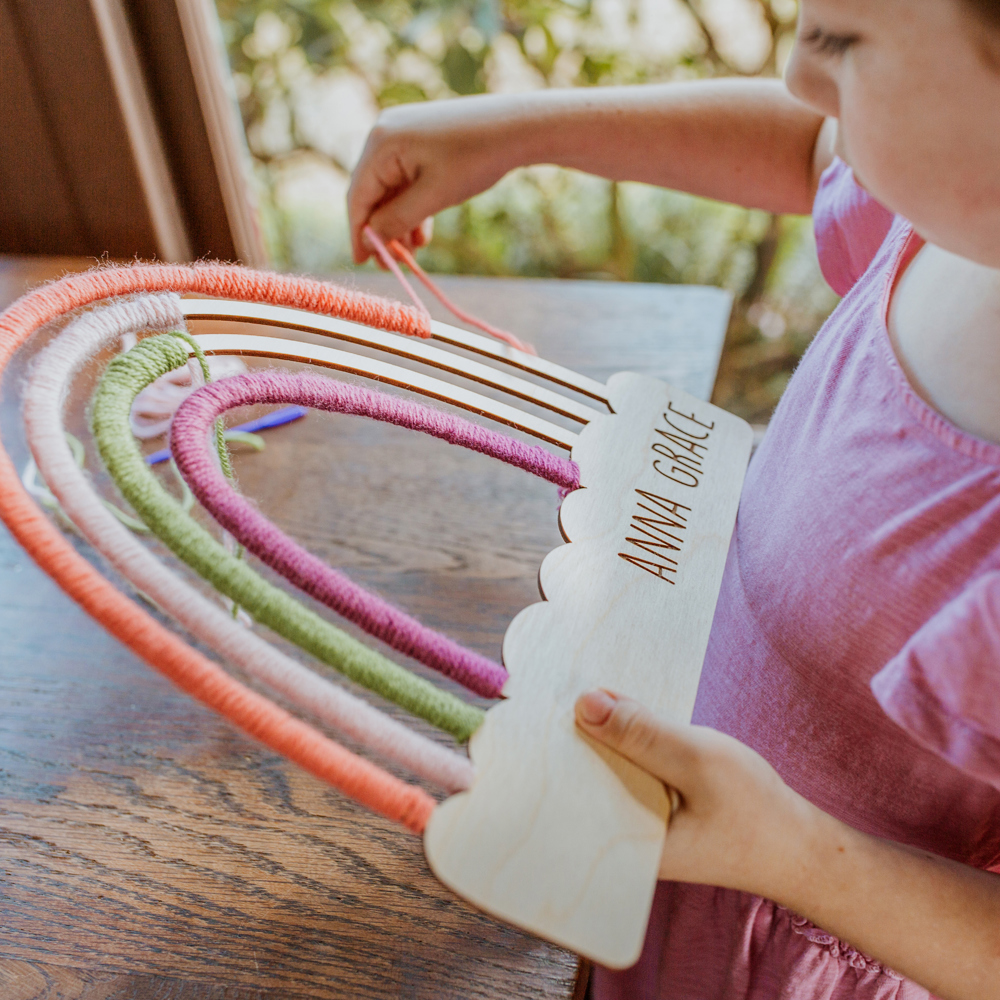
[22,293,474,793]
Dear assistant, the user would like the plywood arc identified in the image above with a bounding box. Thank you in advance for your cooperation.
[179,298,609,405]
[189,333,579,450]
[427,319,609,402]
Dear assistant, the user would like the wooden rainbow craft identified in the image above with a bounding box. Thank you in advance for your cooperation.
[1,259,751,969]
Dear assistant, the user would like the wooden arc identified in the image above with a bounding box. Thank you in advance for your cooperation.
[179,298,610,408]
[189,333,580,451]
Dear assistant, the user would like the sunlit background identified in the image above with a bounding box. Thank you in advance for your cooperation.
[215,0,838,422]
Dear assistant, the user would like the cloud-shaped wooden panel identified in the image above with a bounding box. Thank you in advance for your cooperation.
[425,373,752,967]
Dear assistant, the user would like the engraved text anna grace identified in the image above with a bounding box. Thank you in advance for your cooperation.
[618,401,715,584]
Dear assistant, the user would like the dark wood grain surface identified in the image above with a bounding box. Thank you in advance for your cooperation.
[0,257,729,999]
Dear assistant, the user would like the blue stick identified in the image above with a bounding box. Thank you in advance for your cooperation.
[145,405,308,465]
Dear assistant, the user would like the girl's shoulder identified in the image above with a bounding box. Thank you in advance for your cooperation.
[813,157,896,297]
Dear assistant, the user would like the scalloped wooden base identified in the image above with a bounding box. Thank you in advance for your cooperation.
[425,372,752,968]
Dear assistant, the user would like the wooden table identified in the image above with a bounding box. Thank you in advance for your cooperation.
[0,256,730,1000]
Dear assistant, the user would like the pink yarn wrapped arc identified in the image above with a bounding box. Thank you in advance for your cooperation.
[170,371,581,698]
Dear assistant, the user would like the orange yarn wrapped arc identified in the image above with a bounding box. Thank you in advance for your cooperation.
[0,263,436,834]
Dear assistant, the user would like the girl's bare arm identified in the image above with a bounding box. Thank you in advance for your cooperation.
[348,79,827,262]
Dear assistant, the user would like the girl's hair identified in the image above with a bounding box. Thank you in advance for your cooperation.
[966,0,1000,25]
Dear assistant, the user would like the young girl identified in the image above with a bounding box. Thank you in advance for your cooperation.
[348,1,1000,996]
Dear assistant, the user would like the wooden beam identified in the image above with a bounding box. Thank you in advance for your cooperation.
[0,0,262,262]
[173,0,268,267]
[88,0,191,262]
[0,0,160,257]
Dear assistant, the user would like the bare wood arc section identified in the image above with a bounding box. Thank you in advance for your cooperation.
[424,373,752,968]
[180,299,604,423]
[190,333,579,450]
[179,298,609,404]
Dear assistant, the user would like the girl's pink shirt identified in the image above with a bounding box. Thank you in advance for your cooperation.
[592,158,1000,1000]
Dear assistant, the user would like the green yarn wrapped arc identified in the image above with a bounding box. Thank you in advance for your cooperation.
[91,333,485,742]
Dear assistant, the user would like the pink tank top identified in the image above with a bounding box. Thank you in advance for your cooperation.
[592,158,1000,1000]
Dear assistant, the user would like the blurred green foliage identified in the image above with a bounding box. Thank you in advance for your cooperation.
[214,0,838,421]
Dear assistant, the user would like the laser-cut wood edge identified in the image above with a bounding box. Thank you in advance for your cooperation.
[427,319,609,402]
[424,372,752,967]
[189,333,579,450]
[179,298,609,406]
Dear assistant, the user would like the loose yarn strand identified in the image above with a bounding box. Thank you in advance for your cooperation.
[362,225,536,355]
[164,330,243,622]
[167,329,234,480]
[23,430,153,535]
[362,227,432,330]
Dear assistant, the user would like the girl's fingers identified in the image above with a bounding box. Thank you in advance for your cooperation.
[412,218,434,248]
[348,175,388,263]
[575,690,699,790]
[352,189,432,263]
[391,220,435,255]
[365,179,442,257]
[347,145,415,262]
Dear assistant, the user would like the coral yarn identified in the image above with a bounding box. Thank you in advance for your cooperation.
[0,263,436,832]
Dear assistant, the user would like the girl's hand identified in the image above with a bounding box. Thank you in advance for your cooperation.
[347,95,524,264]
[576,691,1000,998]
[574,689,814,899]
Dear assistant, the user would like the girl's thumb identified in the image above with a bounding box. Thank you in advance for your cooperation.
[575,690,687,806]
